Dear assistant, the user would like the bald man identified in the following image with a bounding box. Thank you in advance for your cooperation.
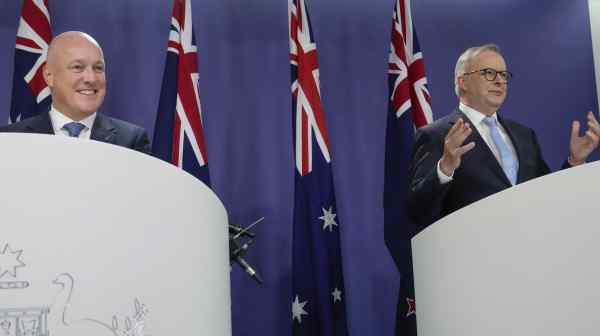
[0,31,150,154]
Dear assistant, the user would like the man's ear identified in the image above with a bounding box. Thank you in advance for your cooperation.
[457,75,467,93]
[42,63,53,88]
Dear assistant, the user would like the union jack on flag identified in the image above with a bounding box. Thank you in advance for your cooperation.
[383,0,432,335]
[388,0,432,125]
[289,0,348,335]
[153,0,210,185]
[10,0,52,123]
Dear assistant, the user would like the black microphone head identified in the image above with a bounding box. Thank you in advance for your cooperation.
[229,224,256,238]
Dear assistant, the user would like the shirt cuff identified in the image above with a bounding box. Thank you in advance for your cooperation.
[437,159,453,184]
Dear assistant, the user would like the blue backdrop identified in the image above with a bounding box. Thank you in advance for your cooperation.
[0,0,596,335]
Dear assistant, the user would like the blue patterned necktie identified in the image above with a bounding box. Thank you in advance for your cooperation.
[62,122,86,138]
[483,117,518,185]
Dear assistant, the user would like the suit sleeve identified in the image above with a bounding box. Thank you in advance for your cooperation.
[529,128,552,176]
[530,127,575,171]
[132,128,151,155]
[407,128,452,231]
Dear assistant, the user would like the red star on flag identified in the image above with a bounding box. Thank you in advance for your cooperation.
[405,297,416,317]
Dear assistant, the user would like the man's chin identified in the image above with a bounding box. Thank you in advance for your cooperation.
[76,102,101,112]
[72,106,100,119]
[488,98,505,109]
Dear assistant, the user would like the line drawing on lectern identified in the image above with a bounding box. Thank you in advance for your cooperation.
[52,273,149,336]
[0,243,149,336]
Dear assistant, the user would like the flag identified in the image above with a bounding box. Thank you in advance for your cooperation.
[10,0,52,123]
[153,0,210,185]
[384,0,433,334]
[289,0,349,335]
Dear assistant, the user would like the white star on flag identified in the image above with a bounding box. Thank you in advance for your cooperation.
[292,295,309,323]
[319,206,338,232]
[332,287,342,303]
[0,244,25,278]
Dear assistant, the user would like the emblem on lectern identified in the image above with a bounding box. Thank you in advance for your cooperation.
[0,243,28,290]
[0,243,149,336]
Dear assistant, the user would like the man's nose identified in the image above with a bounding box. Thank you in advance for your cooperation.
[493,77,507,86]
[82,67,97,82]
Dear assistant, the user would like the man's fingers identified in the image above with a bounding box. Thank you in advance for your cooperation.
[454,124,473,145]
[571,120,581,140]
[456,141,476,157]
[446,118,464,139]
[585,130,599,144]
[446,122,472,149]
[587,111,600,127]
[587,119,600,136]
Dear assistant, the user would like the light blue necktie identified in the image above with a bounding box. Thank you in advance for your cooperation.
[62,122,86,138]
[483,117,518,185]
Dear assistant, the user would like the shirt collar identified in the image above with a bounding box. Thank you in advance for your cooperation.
[49,106,97,132]
[458,102,499,126]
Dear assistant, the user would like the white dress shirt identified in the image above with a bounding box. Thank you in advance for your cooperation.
[49,107,97,139]
[437,102,518,183]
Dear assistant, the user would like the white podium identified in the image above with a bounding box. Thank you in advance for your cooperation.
[412,161,600,336]
[0,134,231,336]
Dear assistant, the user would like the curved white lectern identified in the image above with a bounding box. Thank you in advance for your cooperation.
[0,134,231,336]
[412,161,600,336]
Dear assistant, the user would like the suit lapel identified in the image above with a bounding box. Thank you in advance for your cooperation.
[25,113,54,135]
[449,109,512,186]
[90,114,116,144]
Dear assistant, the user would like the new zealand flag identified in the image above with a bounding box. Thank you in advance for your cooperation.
[10,0,52,123]
[153,0,210,185]
[384,0,433,334]
[289,0,349,335]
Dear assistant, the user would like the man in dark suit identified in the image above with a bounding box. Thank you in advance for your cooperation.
[0,31,150,154]
[408,44,600,230]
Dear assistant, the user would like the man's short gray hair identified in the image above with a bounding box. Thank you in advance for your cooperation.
[454,44,502,97]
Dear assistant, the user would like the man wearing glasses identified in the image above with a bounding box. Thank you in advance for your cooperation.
[407,44,600,230]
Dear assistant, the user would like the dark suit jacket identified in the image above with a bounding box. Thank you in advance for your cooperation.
[407,109,565,231]
[0,112,150,154]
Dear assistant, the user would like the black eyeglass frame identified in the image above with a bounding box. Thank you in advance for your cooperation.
[462,68,513,81]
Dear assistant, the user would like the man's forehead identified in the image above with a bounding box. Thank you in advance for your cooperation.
[48,33,103,60]
[473,51,506,68]
[64,57,105,65]
[51,43,104,63]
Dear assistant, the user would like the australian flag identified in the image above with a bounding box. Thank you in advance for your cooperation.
[289,0,349,335]
[153,0,210,185]
[384,0,433,334]
[10,0,52,123]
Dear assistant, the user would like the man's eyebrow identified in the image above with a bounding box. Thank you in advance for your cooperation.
[66,59,104,65]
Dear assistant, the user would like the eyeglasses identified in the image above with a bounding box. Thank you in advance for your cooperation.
[463,68,513,82]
